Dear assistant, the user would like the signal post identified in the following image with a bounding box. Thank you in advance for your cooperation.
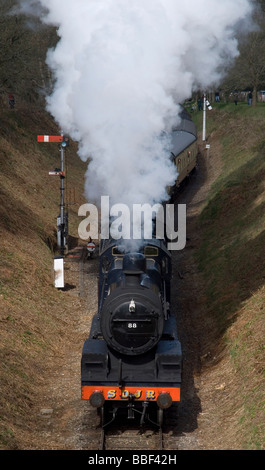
[37,132,69,288]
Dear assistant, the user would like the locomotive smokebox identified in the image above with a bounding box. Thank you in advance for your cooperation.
[100,287,164,356]
[100,252,164,356]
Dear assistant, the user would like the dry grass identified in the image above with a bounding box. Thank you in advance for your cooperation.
[0,105,86,449]
[195,102,265,450]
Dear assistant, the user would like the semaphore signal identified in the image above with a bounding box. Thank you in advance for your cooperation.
[37,135,63,143]
[38,132,70,288]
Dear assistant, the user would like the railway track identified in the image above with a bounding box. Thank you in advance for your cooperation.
[101,404,181,450]
[101,423,163,451]
[80,400,181,451]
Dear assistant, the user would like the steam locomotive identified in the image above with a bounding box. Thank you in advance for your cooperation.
[81,109,197,427]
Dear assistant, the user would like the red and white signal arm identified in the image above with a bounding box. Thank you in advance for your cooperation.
[49,170,65,176]
[38,135,63,143]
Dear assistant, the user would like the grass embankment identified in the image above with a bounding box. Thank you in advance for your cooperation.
[0,105,87,449]
[1,100,264,450]
[193,102,265,450]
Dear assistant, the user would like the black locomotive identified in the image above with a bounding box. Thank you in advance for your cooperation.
[81,238,182,427]
[81,109,197,427]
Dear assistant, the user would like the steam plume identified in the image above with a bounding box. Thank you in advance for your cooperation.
[19,0,252,208]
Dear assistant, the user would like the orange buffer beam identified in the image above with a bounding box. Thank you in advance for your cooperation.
[82,385,180,402]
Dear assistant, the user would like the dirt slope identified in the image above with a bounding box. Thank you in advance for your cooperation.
[0,104,87,450]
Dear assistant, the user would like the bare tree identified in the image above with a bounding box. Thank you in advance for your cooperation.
[221,0,265,105]
[0,0,57,106]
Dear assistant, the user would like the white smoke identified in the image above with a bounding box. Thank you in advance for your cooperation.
[19,0,253,208]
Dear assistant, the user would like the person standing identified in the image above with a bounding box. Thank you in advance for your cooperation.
[247,91,252,105]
